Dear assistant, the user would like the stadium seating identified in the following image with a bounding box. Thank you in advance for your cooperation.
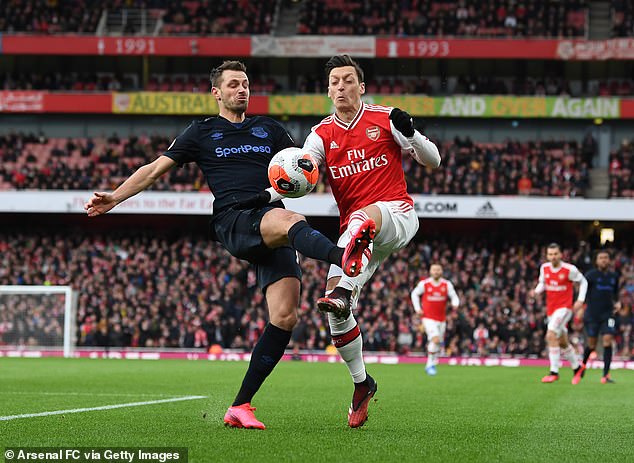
[612,0,633,37]
[0,134,593,197]
[0,231,631,358]
[609,139,634,198]
[299,0,588,37]
[5,71,634,98]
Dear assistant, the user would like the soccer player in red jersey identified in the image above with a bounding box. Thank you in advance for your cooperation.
[302,55,441,427]
[532,243,588,383]
[239,55,440,427]
[410,264,460,376]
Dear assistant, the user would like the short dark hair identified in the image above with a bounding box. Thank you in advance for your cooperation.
[595,249,612,261]
[325,55,364,83]
[210,60,247,88]
[547,242,561,251]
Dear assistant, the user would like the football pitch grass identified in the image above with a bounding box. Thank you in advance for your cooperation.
[1,358,633,463]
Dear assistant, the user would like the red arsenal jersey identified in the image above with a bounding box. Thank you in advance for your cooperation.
[303,103,413,232]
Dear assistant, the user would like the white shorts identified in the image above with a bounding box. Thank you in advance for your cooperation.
[327,200,419,309]
[422,318,446,341]
[547,307,573,336]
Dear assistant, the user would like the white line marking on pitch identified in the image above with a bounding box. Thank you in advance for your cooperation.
[0,395,207,421]
[0,391,183,397]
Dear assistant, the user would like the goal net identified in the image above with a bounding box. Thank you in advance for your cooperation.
[0,285,77,357]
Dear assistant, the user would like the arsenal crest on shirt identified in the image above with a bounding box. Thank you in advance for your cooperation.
[366,126,380,141]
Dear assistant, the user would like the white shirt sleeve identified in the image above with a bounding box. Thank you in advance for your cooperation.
[301,130,326,167]
[446,280,460,308]
[410,280,425,313]
[389,119,441,168]
[568,265,588,301]
[534,265,545,294]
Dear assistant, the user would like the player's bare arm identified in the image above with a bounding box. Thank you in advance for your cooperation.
[84,155,176,216]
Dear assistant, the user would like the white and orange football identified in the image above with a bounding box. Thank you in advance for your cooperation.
[268,147,319,198]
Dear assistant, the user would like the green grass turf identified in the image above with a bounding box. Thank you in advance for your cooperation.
[1,358,633,463]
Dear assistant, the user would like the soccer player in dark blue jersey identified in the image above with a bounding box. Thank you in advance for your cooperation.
[572,250,621,384]
[85,60,373,429]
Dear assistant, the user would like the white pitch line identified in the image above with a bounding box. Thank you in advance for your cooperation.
[0,395,207,421]
[0,391,183,397]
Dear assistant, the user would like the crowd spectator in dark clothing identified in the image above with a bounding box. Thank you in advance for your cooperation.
[1,231,632,359]
[0,132,591,197]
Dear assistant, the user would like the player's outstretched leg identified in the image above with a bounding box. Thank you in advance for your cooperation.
[341,217,375,277]
[224,403,266,430]
[348,373,378,428]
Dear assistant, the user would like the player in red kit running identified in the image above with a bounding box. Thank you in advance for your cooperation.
[532,243,588,383]
[236,55,440,427]
[303,55,440,427]
[410,264,460,376]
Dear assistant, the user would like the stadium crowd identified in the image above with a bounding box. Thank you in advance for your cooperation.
[612,0,633,37]
[0,231,631,359]
[5,71,634,98]
[5,0,634,39]
[299,0,588,37]
[609,139,634,198]
[0,133,591,197]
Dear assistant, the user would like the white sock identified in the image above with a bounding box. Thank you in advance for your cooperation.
[548,347,561,373]
[427,341,439,367]
[562,345,579,370]
[328,312,366,383]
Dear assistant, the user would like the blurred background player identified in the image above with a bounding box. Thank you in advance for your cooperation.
[573,250,621,384]
[302,55,441,427]
[410,263,460,376]
[533,243,588,384]
[84,60,372,430]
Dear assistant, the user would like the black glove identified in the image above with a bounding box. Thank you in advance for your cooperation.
[389,107,415,137]
[232,190,272,210]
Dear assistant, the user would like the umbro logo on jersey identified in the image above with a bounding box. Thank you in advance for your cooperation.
[330,141,339,149]
[211,131,223,140]
[476,201,498,218]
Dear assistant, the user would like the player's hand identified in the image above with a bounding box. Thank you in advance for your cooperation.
[614,301,622,313]
[573,300,584,311]
[232,190,272,210]
[84,192,117,217]
[389,107,415,137]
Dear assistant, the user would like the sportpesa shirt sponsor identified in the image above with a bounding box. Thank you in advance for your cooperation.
[164,116,294,213]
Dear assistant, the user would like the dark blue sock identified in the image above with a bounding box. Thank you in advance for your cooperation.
[288,221,343,266]
[233,323,291,406]
[582,346,593,365]
[603,345,612,377]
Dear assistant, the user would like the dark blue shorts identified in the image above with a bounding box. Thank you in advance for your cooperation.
[211,206,301,291]
[584,318,617,338]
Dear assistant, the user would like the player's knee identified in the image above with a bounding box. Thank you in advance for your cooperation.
[545,331,558,343]
[270,310,297,331]
[284,212,306,229]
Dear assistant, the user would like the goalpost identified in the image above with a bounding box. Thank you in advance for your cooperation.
[0,285,77,357]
